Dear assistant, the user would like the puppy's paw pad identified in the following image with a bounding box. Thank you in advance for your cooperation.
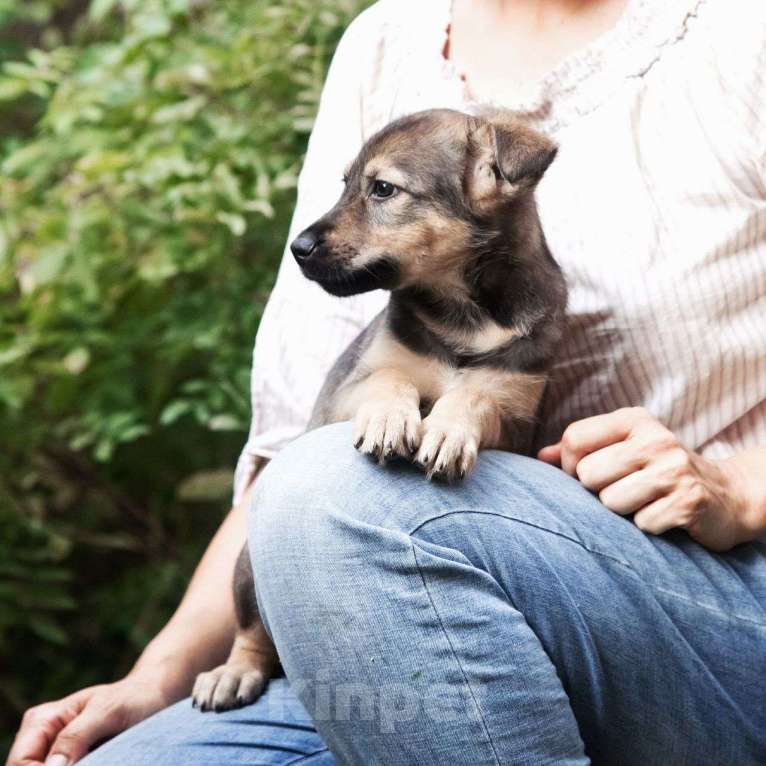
[192,664,268,712]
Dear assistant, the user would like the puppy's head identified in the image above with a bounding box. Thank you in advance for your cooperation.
[290,108,557,297]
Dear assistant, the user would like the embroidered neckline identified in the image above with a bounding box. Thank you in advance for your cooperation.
[432,0,706,131]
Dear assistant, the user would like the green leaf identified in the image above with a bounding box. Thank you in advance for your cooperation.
[176,468,234,502]
[216,211,247,236]
[208,414,240,431]
[63,348,91,375]
[159,400,193,425]
[151,96,206,124]
[28,616,68,645]
[89,0,120,22]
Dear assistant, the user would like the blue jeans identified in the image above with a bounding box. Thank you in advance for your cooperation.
[83,423,766,765]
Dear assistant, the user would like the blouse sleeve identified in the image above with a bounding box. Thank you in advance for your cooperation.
[232,7,388,505]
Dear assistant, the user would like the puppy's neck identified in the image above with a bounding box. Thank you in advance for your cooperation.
[394,194,556,321]
[386,191,565,363]
[468,194,562,317]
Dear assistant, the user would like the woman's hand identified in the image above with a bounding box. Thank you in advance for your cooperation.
[6,668,182,766]
[538,407,766,552]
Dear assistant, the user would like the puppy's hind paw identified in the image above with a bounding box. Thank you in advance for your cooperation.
[192,664,268,712]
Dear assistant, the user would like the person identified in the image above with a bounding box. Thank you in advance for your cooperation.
[8,0,766,763]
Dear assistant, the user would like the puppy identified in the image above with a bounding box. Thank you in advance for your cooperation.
[192,108,567,711]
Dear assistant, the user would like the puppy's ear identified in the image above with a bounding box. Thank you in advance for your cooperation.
[464,113,557,211]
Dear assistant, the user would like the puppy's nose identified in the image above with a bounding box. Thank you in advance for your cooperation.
[290,231,320,262]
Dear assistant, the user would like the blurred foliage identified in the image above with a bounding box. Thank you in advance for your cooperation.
[0,0,367,750]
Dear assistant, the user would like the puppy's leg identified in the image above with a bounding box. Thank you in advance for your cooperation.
[416,369,544,480]
[343,368,422,461]
[192,546,279,712]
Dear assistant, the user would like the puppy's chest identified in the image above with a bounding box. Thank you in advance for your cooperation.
[361,315,522,399]
[425,315,522,357]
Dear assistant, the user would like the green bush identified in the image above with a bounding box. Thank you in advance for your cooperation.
[0,0,368,748]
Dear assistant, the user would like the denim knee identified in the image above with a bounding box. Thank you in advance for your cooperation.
[247,421,595,580]
[251,421,372,529]
[248,422,383,586]
[247,422,627,622]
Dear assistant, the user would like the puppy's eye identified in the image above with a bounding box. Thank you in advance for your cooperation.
[371,180,397,199]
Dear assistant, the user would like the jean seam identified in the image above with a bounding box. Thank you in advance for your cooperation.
[653,585,766,627]
[256,502,622,568]
[408,508,634,570]
[287,747,331,765]
[410,540,504,766]
[411,509,766,627]
[260,502,631,570]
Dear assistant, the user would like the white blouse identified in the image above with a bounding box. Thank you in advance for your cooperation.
[233,0,766,505]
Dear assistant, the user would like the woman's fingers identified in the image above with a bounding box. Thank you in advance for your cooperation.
[6,712,53,766]
[46,700,124,766]
[633,495,689,536]
[536,442,561,465]
[538,408,662,473]
[587,444,696,516]
[556,407,651,476]
[574,439,649,491]
[540,408,753,551]
[598,468,671,515]
[7,689,92,766]
[8,675,173,766]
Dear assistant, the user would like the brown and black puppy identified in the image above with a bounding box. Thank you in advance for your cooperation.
[192,108,567,711]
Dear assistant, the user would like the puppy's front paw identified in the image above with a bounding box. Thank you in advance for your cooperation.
[415,415,478,481]
[353,399,421,462]
[192,662,269,712]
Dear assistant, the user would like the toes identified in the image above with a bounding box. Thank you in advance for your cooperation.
[404,411,421,455]
[415,428,445,476]
[431,445,458,482]
[381,415,402,459]
[449,437,478,480]
[437,436,476,481]
[192,666,269,713]
[382,410,416,460]
[353,416,367,450]
[236,671,268,706]
[416,419,478,481]
[354,405,422,462]
[192,670,218,712]
[357,412,386,459]
[211,672,241,712]
[380,422,400,462]
[459,441,478,477]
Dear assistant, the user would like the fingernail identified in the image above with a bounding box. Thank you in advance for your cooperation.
[46,755,69,766]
